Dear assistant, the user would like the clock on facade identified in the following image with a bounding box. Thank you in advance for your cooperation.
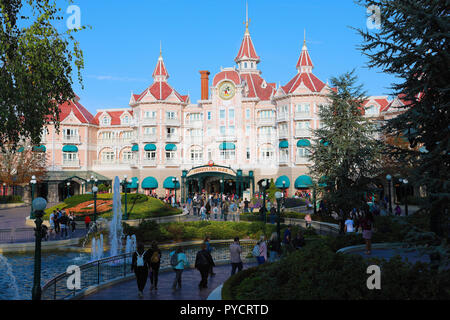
[218,81,236,100]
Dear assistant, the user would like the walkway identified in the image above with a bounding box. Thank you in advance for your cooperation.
[82,263,256,300]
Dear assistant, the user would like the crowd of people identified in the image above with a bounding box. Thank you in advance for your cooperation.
[43,209,77,240]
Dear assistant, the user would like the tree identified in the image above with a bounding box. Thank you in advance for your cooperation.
[309,71,383,214]
[0,0,85,148]
[356,0,449,238]
[0,141,47,189]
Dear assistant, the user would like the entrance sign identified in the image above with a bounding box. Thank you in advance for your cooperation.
[187,165,236,177]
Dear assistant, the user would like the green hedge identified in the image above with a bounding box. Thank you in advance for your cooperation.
[0,195,23,204]
[222,267,259,300]
[226,241,450,300]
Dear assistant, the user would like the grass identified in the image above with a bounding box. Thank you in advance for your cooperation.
[43,194,181,220]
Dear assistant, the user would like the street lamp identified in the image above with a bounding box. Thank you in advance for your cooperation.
[30,175,37,219]
[275,191,283,243]
[386,174,393,215]
[32,197,47,300]
[173,178,179,207]
[261,179,269,224]
[2,182,6,196]
[66,181,71,199]
[400,178,409,216]
[121,175,130,220]
[81,182,85,195]
[92,186,98,223]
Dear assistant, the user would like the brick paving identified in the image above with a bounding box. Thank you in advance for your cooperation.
[82,263,257,300]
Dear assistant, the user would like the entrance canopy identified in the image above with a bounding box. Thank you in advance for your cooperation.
[275,175,290,188]
[163,176,180,189]
[295,175,313,189]
[142,176,158,189]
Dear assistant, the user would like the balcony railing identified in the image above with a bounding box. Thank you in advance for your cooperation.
[295,156,311,164]
[141,118,157,126]
[215,135,237,142]
[294,129,311,138]
[165,118,181,126]
[256,117,276,126]
[62,159,80,167]
[279,157,289,165]
[276,113,289,122]
[185,136,203,145]
[142,134,157,142]
[257,134,276,144]
[62,135,80,144]
[278,131,289,139]
[294,111,312,120]
[166,135,180,143]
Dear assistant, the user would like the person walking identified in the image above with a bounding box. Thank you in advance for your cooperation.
[59,212,69,239]
[131,243,149,298]
[170,247,189,291]
[147,241,162,291]
[292,231,305,249]
[204,236,216,276]
[49,211,55,239]
[361,212,374,255]
[268,232,281,262]
[257,235,267,265]
[229,237,243,275]
[84,215,91,231]
[283,225,292,247]
[395,204,402,216]
[200,204,207,221]
[222,200,229,221]
[305,213,312,228]
[205,200,211,221]
[69,212,76,233]
[195,243,215,289]
[344,215,355,233]
[212,205,219,220]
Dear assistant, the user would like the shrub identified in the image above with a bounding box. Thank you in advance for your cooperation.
[98,184,109,193]
[0,195,23,204]
[121,193,148,204]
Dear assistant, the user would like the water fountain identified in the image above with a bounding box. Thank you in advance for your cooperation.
[109,176,124,257]
[0,254,20,300]
[90,233,104,261]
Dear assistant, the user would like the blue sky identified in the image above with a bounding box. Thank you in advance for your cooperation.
[57,0,396,114]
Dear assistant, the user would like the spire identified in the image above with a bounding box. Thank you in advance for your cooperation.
[296,31,313,73]
[235,1,260,69]
[152,44,169,82]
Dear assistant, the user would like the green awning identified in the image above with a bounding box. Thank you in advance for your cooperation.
[32,145,46,152]
[18,147,24,153]
[295,175,313,189]
[144,144,156,151]
[219,142,235,150]
[163,176,180,189]
[62,145,78,152]
[279,140,289,148]
[127,177,139,189]
[131,144,139,152]
[297,139,311,147]
[165,144,177,151]
[275,175,290,188]
[141,177,158,189]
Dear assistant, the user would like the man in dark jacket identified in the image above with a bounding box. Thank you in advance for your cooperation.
[195,243,215,289]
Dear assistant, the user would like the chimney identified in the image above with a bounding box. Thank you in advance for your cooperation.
[199,70,210,100]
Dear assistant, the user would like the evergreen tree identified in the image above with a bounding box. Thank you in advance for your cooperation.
[309,71,383,214]
[356,0,449,238]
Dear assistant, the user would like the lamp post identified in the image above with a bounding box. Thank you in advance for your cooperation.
[400,178,409,216]
[386,174,392,215]
[275,191,283,243]
[261,179,269,224]
[2,182,6,196]
[173,178,179,207]
[92,185,98,224]
[66,181,71,199]
[30,175,37,219]
[313,185,317,215]
[32,197,47,300]
[282,180,286,197]
[81,182,85,195]
[220,179,224,203]
[121,175,130,220]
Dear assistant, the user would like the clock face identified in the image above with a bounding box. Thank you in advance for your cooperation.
[219,81,236,100]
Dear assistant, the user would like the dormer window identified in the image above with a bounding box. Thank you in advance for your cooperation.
[122,115,129,125]
[101,116,111,126]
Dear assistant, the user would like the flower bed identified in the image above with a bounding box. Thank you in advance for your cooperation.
[66,200,113,217]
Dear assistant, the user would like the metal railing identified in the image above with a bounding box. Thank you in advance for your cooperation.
[41,240,256,300]
[283,218,339,236]
[0,227,35,243]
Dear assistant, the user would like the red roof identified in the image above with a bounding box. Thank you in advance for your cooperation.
[282,72,326,94]
[213,70,241,87]
[92,110,133,126]
[240,73,276,101]
[152,54,169,79]
[235,29,260,63]
[296,42,313,69]
[57,98,94,124]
